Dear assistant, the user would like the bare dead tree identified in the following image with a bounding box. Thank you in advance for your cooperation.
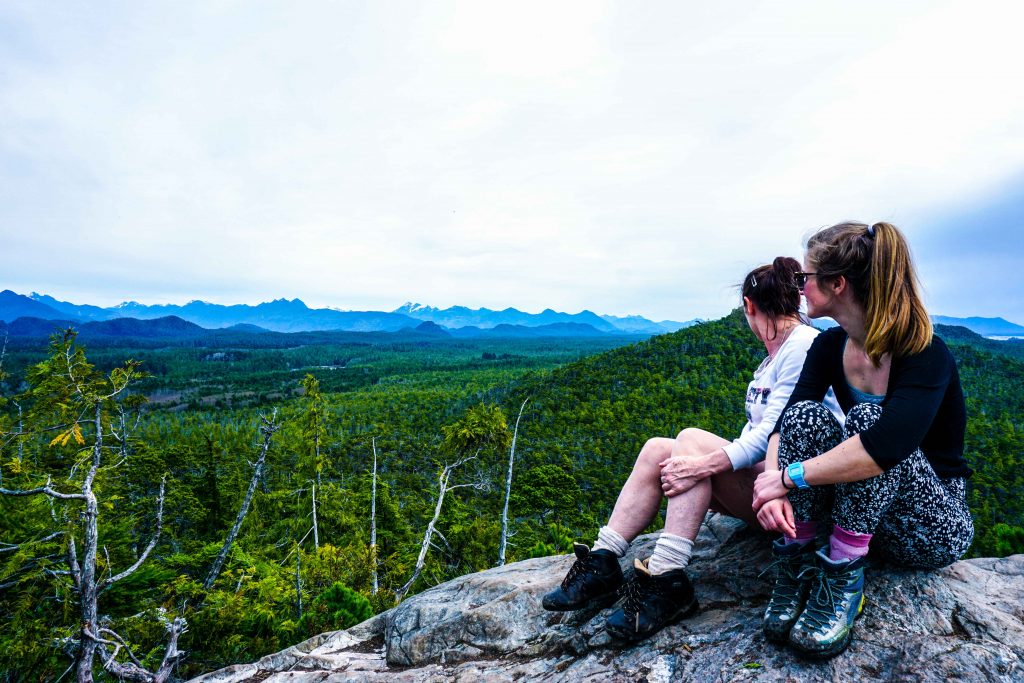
[204,410,279,590]
[0,332,184,681]
[92,611,186,683]
[498,397,530,567]
[394,454,487,603]
[295,543,303,620]
[370,436,378,595]
[311,481,319,550]
[1,419,181,682]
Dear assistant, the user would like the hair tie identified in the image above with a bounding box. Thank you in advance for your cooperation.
[866,224,875,237]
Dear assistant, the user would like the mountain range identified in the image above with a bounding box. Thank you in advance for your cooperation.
[2,289,1023,339]
[0,290,698,336]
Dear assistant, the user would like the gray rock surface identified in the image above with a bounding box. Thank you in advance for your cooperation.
[189,516,1024,682]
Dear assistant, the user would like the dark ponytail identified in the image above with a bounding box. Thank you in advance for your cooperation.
[741,256,802,338]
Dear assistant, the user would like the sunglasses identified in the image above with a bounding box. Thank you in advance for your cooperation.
[795,272,817,289]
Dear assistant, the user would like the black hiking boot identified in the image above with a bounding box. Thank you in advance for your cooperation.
[605,558,698,641]
[542,543,624,611]
[761,538,817,642]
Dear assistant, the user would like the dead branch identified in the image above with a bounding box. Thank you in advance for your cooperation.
[204,411,279,590]
[370,436,378,595]
[92,615,186,683]
[102,476,165,591]
[0,475,87,500]
[0,531,63,554]
[394,455,478,603]
[67,536,82,591]
[499,398,529,566]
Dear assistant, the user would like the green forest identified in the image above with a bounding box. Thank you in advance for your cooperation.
[1,313,1022,681]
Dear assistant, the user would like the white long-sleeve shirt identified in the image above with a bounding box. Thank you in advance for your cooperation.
[722,324,843,471]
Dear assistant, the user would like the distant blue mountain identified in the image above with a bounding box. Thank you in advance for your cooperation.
[0,290,693,338]
[103,298,418,333]
[0,290,65,322]
[932,316,1024,338]
[16,292,417,333]
[394,302,622,332]
[395,302,693,333]
[28,293,110,321]
[3,315,207,339]
[447,322,610,338]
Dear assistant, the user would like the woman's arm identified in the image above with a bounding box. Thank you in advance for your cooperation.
[755,432,798,536]
[856,342,954,469]
[752,433,884,510]
[770,329,842,436]
[722,332,814,470]
[757,340,954,508]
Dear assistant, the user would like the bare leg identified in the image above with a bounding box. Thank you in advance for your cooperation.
[665,428,761,537]
[606,437,674,541]
[709,463,763,528]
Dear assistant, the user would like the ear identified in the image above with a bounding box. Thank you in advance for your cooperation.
[742,296,756,316]
[830,275,848,296]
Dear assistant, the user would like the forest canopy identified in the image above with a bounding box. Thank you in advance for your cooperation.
[1,312,1021,680]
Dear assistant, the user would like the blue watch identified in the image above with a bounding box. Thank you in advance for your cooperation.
[786,462,811,490]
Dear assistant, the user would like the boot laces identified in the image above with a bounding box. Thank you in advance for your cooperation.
[759,555,803,603]
[796,565,841,633]
[561,557,596,591]
[620,574,658,620]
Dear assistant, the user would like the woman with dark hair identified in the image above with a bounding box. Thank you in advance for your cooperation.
[752,222,973,659]
[542,257,841,642]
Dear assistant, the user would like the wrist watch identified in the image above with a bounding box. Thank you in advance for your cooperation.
[786,462,811,490]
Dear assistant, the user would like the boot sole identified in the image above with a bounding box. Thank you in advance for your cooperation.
[763,622,795,644]
[792,629,853,660]
[542,588,620,612]
[790,596,865,660]
[605,598,700,641]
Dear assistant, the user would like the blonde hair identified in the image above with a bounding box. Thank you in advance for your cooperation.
[806,221,932,364]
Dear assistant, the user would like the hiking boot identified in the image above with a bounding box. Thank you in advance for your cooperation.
[761,538,817,642]
[605,558,698,641]
[542,543,624,611]
[788,548,866,659]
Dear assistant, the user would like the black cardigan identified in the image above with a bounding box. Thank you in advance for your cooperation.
[773,327,972,478]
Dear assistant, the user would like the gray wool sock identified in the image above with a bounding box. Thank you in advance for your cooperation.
[591,525,630,557]
[646,533,694,575]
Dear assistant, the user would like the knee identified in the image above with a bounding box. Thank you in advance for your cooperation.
[674,428,701,454]
[845,403,883,436]
[779,400,834,435]
[637,437,672,468]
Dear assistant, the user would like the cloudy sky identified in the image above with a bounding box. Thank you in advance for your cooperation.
[2,1,1023,323]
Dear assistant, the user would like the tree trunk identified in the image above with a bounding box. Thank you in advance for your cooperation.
[370,437,378,595]
[394,464,449,603]
[204,411,278,590]
[74,403,104,682]
[394,456,476,603]
[295,545,303,620]
[498,398,529,567]
[311,483,319,549]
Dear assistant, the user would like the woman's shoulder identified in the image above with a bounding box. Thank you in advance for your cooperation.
[894,333,956,375]
[776,324,839,363]
[908,333,956,364]
[802,324,846,350]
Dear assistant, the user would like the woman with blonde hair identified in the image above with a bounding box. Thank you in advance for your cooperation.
[752,221,973,659]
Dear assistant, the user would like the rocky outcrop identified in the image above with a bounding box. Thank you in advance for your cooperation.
[190,516,1024,682]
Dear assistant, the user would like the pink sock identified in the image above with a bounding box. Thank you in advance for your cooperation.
[830,524,871,561]
[784,520,818,545]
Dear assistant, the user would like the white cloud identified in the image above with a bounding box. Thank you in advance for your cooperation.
[2,0,1024,321]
